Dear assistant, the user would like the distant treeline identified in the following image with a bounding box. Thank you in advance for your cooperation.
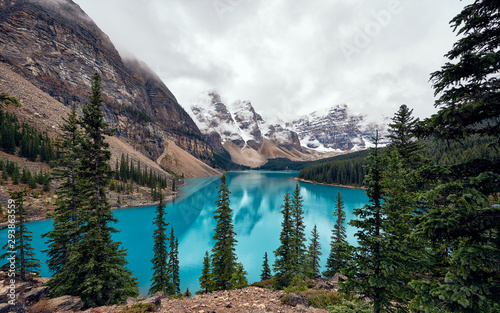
[0,110,55,163]
[284,135,500,186]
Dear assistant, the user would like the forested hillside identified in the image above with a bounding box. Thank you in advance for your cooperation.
[297,135,499,186]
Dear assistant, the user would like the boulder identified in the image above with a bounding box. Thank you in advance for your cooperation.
[0,303,25,313]
[47,295,83,312]
[22,286,49,306]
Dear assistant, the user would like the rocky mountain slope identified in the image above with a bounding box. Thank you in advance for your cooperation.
[0,0,216,175]
[291,104,390,152]
[189,91,388,167]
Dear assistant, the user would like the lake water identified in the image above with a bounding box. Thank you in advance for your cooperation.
[1,171,368,296]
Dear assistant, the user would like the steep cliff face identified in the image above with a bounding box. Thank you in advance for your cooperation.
[291,105,389,151]
[0,0,214,166]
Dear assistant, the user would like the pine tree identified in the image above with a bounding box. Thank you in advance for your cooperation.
[273,192,296,288]
[229,262,248,289]
[211,172,238,291]
[1,191,41,281]
[306,224,322,277]
[411,1,500,311]
[324,192,351,277]
[260,252,272,281]
[342,134,394,313]
[168,227,180,295]
[149,192,170,295]
[387,104,424,169]
[52,72,138,307]
[199,251,214,294]
[43,108,83,288]
[291,183,307,273]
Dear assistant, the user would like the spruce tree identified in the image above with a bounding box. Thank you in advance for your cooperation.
[168,227,180,295]
[324,192,351,277]
[1,191,41,281]
[211,172,238,290]
[342,134,395,313]
[411,1,500,311]
[306,224,322,277]
[43,108,83,291]
[260,252,272,281]
[291,183,307,273]
[273,192,296,288]
[149,192,170,295]
[229,262,248,289]
[53,72,138,307]
[199,251,214,293]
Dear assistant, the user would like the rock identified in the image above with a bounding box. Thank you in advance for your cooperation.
[47,295,83,312]
[22,286,49,306]
[0,303,25,313]
[125,296,137,305]
[284,293,308,307]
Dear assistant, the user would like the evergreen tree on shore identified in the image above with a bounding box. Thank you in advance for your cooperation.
[273,192,296,288]
[291,183,307,274]
[211,172,238,290]
[324,192,351,277]
[149,192,170,295]
[260,252,272,281]
[168,227,180,295]
[199,251,214,294]
[50,73,138,307]
[44,108,82,290]
[306,225,322,277]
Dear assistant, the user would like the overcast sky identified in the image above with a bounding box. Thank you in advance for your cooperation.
[74,0,472,122]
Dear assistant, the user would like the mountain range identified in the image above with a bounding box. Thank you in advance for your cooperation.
[189,91,388,167]
[0,0,388,173]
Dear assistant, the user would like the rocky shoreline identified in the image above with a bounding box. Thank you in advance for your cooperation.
[0,271,344,313]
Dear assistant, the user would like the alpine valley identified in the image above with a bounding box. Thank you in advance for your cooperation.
[0,0,388,175]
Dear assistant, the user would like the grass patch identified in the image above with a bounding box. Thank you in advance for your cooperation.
[251,279,275,289]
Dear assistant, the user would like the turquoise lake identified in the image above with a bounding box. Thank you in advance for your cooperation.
[1,171,368,296]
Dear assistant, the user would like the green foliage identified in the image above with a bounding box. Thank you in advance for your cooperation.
[324,192,351,277]
[44,73,138,307]
[119,303,155,313]
[199,251,214,293]
[327,299,373,313]
[273,192,296,288]
[229,262,248,289]
[167,227,180,295]
[211,172,238,291]
[184,287,191,298]
[306,225,322,277]
[297,150,370,186]
[251,279,275,289]
[290,183,307,276]
[43,108,82,279]
[260,252,272,281]
[149,192,171,295]
[283,274,308,293]
[0,108,55,162]
[303,290,344,310]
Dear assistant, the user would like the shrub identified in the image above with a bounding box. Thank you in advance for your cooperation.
[27,300,55,313]
[303,290,344,309]
[327,299,372,313]
[251,279,275,289]
[120,303,156,313]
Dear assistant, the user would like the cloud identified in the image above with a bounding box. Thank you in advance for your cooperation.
[75,0,473,122]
